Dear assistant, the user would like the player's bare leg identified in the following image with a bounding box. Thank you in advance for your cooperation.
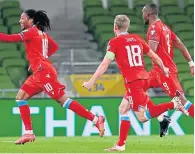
[105,98,130,152]
[134,97,188,123]
[58,95,105,137]
[15,89,35,145]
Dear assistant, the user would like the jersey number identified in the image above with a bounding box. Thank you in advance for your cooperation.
[166,34,171,54]
[42,38,48,58]
[44,83,53,92]
[125,45,142,67]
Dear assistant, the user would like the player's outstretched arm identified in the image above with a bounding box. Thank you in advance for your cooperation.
[82,56,112,90]
[173,36,194,76]
[146,49,169,76]
[0,33,23,42]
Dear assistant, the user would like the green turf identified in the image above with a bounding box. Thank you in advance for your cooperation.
[0,135,193,153]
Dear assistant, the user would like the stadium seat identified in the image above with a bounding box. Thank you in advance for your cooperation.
[177,31,194,41]
[0,19,4,25]
[144,56,152,65]
[174,57,186,64]
[134,5,145,16]
[7,66,27,87]
[166,15,192,25]
[133,0,152,16]
[133,0,152,7]
[95,24,113,34]
[185,5,194,16]
[6,16,19,27]
[127,16,142,24]
[160,6,183,15]
[159,0,179,7]
[188,87,194,96]
[84,8,109,24]
[18,43,26,52]
[0,82,16,89]
[0,25,8,33]
[0,67,7,75]
[0,51,21,65]
[143,55,152,71]
[0,0,20,9]
[188,47,194,56]
[158,15,166,23]
[0,75,10,81]
[17,43,26,58]
[88,16,113,32]
[98,32,114,49]
[110,7,135,16]
[175,63,189,73]
[10,25,21,33]
[0,75,12,84]
[2,8,21,19]
[83,0,103,10]
[0,43,17,51]
[172,23,193,33]
[94,24,113,40]
[184,40,194,49]
[184,0,194,8]
[190,14,193,22]
[129,24,144,33]
[179,72,192,83]
[108,0,128,8]
[174,48,182,56]
[3,58,27,68]
[183,79,194,92]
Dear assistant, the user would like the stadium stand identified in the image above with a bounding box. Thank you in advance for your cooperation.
[83,0,194,95]
[0,0,193,97]
[0,0,27,91]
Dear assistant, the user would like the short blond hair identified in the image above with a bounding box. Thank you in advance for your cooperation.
[114,14,130,31]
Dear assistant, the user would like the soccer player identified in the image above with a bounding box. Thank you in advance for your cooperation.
[142,3,194,136]
[0,9,105,144]
[82,15,187,151]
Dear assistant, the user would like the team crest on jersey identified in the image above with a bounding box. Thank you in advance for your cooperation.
[150,30,155,35]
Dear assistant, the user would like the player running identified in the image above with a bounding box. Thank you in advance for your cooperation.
[0,9,105,144]
[142,3,194,137]
[82,15,187,152]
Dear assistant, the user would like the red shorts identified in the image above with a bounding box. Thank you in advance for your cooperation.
[21,68,65,100]
[124,79,150,111]
[148,69,183,97]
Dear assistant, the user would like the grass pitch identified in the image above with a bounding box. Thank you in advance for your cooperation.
[0,135,193,153]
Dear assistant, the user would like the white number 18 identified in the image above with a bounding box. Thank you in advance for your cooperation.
[126,45,142,67]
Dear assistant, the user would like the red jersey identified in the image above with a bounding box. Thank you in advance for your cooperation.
[107,33,150,83]
[146,19,178,73]
[0,26,58,73]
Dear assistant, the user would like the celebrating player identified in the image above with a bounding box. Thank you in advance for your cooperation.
[82,15,187,151]
[142,3,194,136]
[0,9,105,144]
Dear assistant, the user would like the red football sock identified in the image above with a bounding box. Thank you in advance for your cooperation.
[188,105,194,118]
[147,100,174,118]
[184,102,194,118]
[18,105,33,130]
[117,120,130,146]
[68,100,95,121]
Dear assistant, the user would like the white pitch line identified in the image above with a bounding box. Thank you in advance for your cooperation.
[1,141,14,142]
